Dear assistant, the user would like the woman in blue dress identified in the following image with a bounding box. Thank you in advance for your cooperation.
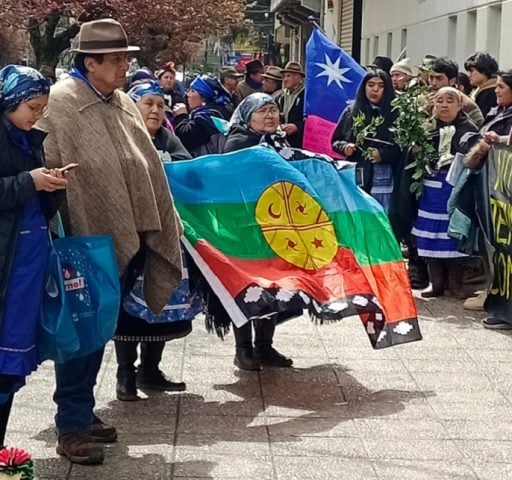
[0,65,67,446]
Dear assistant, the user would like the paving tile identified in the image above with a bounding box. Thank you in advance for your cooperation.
[267,416,358,438]
[362,438,465,462]
[173,454,273,478]
[271,435,367,458]
[354,418,447,439]
[471,462,512,480]
[454,439,512,464]
[443,420,512,441]
[274,456,377,480]
[176,433,270,455]
[373,459,477,479]
[178,414,266,436]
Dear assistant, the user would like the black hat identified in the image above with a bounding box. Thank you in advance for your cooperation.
[245,59,264,74]
[367,56,393,74]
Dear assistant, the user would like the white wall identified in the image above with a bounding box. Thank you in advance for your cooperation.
[361,0,512,70]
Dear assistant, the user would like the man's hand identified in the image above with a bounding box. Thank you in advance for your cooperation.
[30,167,68,192]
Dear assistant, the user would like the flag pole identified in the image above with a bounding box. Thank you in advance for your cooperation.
[308,15,325,34]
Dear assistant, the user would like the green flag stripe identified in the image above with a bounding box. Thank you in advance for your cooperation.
[176,202,402,265]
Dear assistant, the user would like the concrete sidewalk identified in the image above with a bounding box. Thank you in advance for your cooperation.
[9,295,512,480]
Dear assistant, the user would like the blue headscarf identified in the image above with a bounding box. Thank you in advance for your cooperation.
[0,65,51,111]
[230,92,276,128]
[128,69,157,89]
[127,81,165,102]
[189,75,230,106]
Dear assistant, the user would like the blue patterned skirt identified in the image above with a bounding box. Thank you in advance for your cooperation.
[370,163,394,212]
[412,170,466,259]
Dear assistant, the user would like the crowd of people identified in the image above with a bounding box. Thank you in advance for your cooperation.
[0,15,510,468]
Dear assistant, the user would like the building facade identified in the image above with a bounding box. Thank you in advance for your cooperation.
[271,0,361,63]
[361,0,512,69]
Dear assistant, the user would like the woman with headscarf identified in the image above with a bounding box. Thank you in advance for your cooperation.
[173,75,231,156]
[156,62,185,112]
[0,65,67,445]
[224,92,288,153]
[331,69,401,211]
[110,81,195,402]
[127,80,190,161]
[411,86,479,298]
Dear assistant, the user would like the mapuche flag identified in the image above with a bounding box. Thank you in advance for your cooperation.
[303,27,365,156]
[165,146,420,349]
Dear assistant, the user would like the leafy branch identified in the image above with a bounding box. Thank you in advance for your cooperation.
[351,113,385,161]
[390,84,436,197]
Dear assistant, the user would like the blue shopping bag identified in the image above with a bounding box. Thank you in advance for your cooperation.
[39,219,121,363]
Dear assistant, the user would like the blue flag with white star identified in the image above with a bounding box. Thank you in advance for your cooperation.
[305,27,365,123]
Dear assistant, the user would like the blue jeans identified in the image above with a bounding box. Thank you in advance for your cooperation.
[53,347,105,435]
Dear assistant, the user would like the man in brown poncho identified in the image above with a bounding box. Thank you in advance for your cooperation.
[38,19,182,465]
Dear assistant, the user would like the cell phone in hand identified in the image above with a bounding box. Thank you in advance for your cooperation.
[58,163,79,173]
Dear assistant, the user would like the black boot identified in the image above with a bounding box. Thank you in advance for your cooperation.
[115,341,141,401]
[137,342,186,392]
[408,246,430,289]
[421,259,447,298]
[233,323,261,371]
[0,394,14,448]
[253,317,293,368]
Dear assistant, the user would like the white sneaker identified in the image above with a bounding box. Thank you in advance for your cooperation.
[463,290,486,311]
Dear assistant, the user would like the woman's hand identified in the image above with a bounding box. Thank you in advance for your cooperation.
[344,143,357,157]
[369,148,382,163]
[172,103,188,116]
[30,167,68,192]
[281,123,298,136]
[483,131,500,144]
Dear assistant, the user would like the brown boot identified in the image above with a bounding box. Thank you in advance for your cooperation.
[56,432,104,465]
[421,259,446,298]
[448,260,476,299]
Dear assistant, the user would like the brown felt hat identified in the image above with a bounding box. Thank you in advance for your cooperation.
[262,66,283,82]
[70,19,140,54]
[282,61,305,76]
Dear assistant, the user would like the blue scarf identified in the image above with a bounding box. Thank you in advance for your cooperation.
[127,81,164,102]
[0,65,50,111]
[70,68,113,103]
[245,74,262,90]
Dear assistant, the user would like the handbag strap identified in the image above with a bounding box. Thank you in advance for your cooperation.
[55,211,66,238]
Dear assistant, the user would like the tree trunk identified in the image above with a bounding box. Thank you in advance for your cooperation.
[28,14,80,72]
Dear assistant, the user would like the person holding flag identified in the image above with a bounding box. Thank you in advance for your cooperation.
[303,22,365,156]
[331,70,401,211]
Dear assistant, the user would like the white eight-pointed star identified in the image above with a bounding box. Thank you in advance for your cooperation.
[315,53,352,90]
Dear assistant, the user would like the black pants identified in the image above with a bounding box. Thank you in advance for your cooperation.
[0,394,14,447]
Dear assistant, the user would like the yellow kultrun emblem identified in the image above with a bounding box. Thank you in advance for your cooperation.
[255,181,338,270]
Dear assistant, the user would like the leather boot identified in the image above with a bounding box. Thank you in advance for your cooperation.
[137,342,186,392]
[421,259,446,298]
[233,323,260,371]
[254,317,293,368]
[408,246,430,290]
[448,260,475,299]
[57,432,104,465]
[115,341,141,401]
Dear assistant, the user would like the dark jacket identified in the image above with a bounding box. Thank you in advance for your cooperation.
[473,82,497,119]
[331,104,401,193]
[0,118,62,318]
[223,125,290,153]
[174,105,227,157]
[153,127,192,161]
[275,87,305,148]
[389,112,478,243]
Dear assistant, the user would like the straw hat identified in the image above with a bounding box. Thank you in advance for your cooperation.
[70,19,140,54]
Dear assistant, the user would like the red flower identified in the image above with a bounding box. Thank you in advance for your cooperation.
[0,447,32,468]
